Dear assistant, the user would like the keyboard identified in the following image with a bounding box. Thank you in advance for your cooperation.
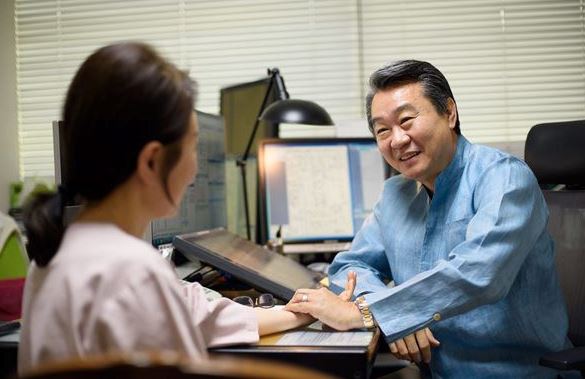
[0,320,20,337]
[282,242,351,254]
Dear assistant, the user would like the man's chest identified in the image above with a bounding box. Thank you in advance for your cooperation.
[383,195,475,284]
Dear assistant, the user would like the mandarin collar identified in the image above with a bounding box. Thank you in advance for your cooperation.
[432,135,469,198]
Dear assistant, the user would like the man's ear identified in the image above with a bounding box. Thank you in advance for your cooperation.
[447,98,457,130]
[136,141,164,184]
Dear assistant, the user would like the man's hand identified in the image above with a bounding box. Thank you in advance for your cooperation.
[337,271,357,301]
[285,272,363,331]
[389,328,440,364]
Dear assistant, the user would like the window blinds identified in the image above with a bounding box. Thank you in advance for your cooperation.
[15,0,360,178]
[14,0,585,178]
[361,0,585,142]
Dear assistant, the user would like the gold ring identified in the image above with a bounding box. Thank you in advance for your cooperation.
[301,294,308,302]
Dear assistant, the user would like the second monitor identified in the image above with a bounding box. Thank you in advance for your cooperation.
[257,138,389,246]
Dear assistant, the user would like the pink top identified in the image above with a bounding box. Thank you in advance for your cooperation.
[18,223,258,373]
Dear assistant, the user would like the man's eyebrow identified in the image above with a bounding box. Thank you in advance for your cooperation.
[394,103,417,116]
[372,103,417,126]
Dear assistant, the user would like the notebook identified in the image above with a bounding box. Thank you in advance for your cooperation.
[173,228,323,300]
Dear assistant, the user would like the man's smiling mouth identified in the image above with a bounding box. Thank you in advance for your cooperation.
[399,151,421,161]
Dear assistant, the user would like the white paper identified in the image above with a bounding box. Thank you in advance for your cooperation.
[276,330,374,346]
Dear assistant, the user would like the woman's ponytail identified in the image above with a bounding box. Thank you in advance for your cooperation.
[23,188,69,267]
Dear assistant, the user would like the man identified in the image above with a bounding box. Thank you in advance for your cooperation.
[286,60,575,378]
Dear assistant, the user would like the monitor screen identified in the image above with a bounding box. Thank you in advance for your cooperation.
[151,110,226,247]
[220,77,279,158]
[52,121,66,186]
[257,138,388,244]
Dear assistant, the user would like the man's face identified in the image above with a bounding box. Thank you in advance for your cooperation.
[371,82,458,191]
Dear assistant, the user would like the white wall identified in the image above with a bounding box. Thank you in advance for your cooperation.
[0,0,19,213]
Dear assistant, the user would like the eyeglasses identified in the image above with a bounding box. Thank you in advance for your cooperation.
[233,293,275,308]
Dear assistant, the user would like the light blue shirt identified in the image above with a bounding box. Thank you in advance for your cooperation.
[329,136,575,378]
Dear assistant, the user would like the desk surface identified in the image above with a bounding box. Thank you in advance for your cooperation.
[0,326,379,379]
[212,325,380,379]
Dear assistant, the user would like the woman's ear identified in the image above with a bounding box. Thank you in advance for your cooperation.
[136,141,164,185]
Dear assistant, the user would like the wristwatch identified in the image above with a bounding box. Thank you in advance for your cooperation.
[354,296,376,329]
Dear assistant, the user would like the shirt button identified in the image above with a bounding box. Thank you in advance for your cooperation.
[432,313,441,321]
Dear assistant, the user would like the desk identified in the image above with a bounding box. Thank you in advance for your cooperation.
[211,325,380,379]
[0,327,379,379]
[182,262,380,378]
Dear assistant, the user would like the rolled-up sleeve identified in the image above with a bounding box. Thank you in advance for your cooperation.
[328,212,392,297]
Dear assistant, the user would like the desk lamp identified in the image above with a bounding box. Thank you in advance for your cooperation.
[236,68,334,241]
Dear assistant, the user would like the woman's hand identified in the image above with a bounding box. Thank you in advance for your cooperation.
[389,328,440,364]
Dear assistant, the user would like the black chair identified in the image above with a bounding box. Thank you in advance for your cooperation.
[525,120,585,375]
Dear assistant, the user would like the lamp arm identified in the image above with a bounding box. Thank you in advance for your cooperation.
[236,68,287,240]
[238,159,252,240]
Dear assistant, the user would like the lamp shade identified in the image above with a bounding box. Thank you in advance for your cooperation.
[259,99,334,126]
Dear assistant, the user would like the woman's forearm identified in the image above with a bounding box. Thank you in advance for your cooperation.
[254,308,313,336]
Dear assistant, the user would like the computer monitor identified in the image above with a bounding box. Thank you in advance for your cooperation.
[53,120,81,222]
[151,110,227,248]
[52,121,66,187]
[174,228,322,300]
[220,77,279,158]
[257,138,388,245]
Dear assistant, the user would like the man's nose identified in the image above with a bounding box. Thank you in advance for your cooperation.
[390,129,410,149]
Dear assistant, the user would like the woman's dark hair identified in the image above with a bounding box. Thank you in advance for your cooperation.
[365,60,460,135]
[24,42,196,267]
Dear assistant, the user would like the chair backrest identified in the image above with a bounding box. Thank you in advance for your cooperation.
[525,120,585,347]
[524,120,585,188]
[18,352,337,379]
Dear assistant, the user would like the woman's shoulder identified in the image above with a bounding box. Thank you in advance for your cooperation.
[55,222,174,279]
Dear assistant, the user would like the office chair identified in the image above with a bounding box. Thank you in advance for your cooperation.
[524,120,585,374]
[18,351,336,379]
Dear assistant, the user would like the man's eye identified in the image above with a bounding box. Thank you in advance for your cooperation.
[376,128,388,135]
[400,117,414,125]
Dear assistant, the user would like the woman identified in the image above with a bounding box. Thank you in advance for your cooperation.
[19,42,355,373]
